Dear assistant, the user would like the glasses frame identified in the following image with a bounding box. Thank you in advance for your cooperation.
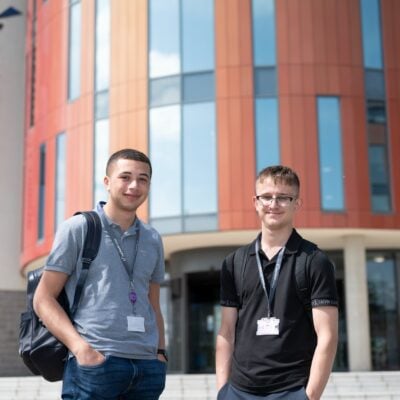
[255,194,297,207]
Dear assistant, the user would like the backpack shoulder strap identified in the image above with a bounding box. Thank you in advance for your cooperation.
[70,211,102,315]
[295,239,318,315]
[232,243,252,308]
[26,267,45,312]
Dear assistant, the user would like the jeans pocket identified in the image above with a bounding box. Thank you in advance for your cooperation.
[74,354,109,370]
[217,383,228,400]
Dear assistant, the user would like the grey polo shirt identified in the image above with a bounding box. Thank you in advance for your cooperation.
[45,202,165,359]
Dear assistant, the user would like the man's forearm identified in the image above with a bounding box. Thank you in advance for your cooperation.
[155,310,166,350]
[215,333,234,390]
[307,306,339,400]
[306,338,337,400]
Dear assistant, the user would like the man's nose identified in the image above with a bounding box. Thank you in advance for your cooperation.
[128,179,139,189]
[268,198,281,207]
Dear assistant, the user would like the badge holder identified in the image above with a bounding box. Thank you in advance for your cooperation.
[256,316,280,335]
[127,283,145,332]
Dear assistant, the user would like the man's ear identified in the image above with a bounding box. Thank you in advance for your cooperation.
[104,175,110,191]
[252,195,259,210]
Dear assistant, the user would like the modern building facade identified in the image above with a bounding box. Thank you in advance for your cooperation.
[20,0,400,375]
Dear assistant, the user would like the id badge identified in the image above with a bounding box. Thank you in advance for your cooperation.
[256,317,280,336]
[127,316,145,332]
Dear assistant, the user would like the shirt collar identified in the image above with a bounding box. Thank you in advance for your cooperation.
[249,228,303,256]
[96,201,140,235]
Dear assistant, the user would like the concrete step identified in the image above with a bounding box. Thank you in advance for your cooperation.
[0,372,399,400]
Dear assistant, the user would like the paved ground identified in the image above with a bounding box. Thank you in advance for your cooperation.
[1,372,400,399]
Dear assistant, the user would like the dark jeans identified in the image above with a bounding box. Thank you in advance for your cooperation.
[62,356,166,400]
[217,383,308,400]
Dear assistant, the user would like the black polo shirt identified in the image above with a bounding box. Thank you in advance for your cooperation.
[220,229,338,395]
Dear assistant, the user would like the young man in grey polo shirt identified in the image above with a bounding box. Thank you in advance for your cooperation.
[34,149,167,400]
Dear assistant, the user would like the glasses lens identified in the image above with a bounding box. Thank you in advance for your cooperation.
[277,196,290,206]
[257,195,294,206]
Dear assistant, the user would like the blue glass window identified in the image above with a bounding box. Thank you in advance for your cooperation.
[252,0,276,66]
[255,98,280,171]
[360,0,383,69]
[254,67,277,97]
[150,76,180,107]
[368,101,386,124]
[183,72,215,103]
[368,146,391,212]
[68,0,81,100]
[183,102,217,215]
[317,97,345,211]
[182,0,214,73]
[38,144,46,240]
[93,0,110,206]
[95,0,110,92]
[367,101,391,212]
[365,69,385,100]
[148,1,216,233]
[360,1,391,212]
[149,0,180,78]
[94,119,109,204]
[55,133,66,230]
[252,0,279,175]
[150,106,182,218]
[95,90,109,119]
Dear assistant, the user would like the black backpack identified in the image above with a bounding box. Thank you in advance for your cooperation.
[19,211,102,382]
[227,238,318,319]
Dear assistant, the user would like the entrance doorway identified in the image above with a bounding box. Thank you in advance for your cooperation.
[187,270,220,373]
[367,251,400,370]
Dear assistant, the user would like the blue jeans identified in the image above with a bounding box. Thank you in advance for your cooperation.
[217,383,308,400]
[62,356,166,400]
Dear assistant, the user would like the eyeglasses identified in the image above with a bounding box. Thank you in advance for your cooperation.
[255,194,296,207]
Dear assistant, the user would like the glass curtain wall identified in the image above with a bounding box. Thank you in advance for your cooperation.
[55,133,66,230]
[93,0,110,205]
[316,97,345,211]
[252,0,279,172]
[149,0,217,234]
[360,0,391,212]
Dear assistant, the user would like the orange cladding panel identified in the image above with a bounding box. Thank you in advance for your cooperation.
[109,0,149,221]
[216,0,256,230]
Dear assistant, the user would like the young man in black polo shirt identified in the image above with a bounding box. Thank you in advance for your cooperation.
[216,166,338,400]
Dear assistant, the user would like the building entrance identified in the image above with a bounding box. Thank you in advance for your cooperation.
[367,252,400,370]
[187,271,220,373]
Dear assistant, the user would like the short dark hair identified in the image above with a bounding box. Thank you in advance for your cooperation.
[256,165,300,194]
[106,148,152,177]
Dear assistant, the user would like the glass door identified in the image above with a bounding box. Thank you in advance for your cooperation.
[367,252,400,370]
[187,271,220,373]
